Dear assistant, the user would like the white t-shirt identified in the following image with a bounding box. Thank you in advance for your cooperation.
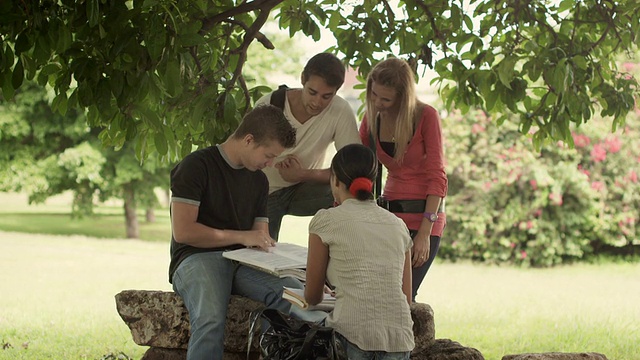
[309,199,415,352]
[255,90,361,193]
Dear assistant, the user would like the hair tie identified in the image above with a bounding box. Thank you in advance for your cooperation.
[349,177,373,197]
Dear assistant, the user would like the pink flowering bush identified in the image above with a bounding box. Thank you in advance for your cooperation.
[570,117,640,253]
[440,107,640,266]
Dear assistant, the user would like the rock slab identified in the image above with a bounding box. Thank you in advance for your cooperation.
[115,290,262,353]
[502,353,608,360]
[412,339,485,360]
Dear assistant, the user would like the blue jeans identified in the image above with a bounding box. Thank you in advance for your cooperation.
[268,182,334,240]
[409,231,441,302]
[172,252,324,360]
[337,333,410,360]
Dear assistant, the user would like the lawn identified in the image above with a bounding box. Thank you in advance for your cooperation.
[0,192,639,359]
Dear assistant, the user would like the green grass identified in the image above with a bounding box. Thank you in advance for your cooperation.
[0,212,170,242]
[1,192,639,359]
[0,192,170,242]
[0,231,173,359]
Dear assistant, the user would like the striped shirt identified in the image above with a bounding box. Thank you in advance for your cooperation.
[309,199,415,352]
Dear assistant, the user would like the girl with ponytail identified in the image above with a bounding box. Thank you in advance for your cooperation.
[304,143,415,360]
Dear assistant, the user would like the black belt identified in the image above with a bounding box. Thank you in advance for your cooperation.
[377,197,445,213]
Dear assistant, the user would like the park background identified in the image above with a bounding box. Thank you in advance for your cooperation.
[2,5,640,360]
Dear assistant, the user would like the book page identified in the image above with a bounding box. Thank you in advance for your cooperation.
[269,243,308,263]
[223,243,307,272]
[283,286,335,311]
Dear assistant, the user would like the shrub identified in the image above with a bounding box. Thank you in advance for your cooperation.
[441,107,640,266]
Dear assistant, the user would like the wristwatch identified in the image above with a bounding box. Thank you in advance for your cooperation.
[423,212,438,222]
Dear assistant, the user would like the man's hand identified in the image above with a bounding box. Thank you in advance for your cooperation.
[275,155,306,182]
[242,230,275,251]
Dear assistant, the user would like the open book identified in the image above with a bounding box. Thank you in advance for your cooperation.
[222,242,307,281]
[282,287,335,312]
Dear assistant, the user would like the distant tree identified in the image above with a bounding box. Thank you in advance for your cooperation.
[0,0,637,160]
[0,82,170,238]
[243,25,306,89]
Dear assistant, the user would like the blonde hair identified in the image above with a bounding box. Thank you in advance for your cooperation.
[365,57,418,162]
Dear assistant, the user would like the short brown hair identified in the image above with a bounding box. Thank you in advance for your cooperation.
[234,105,296,148]
[302,52,346,89]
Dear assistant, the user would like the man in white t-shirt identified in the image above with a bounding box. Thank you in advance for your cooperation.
[255,53,361,240]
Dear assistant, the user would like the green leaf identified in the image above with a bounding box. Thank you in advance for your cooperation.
[87,0,100,27]
[11,59,24,90]
[15,32,31,54]
[3,45,14,69]
[146,16,166,60]
[141,0,159,9]
[40,63,61,77]
[154,131,168,155]
[557,0,574,12]
[19,54,36,80]
[451,6,461,31]
[57,25,73,53]
[178,33,206,47]
[552,60,567,92]
[110,71,125,100]
[485,88,499,111]
[223,91,237,124]
[572,56,587,70]
[181,139,193,159]
[463,14,474,31]
[77,83,94,108]
[164,60,181,97]
[2,71,15,100]
[52,92,68,115]
[191,96,208,127]
[138,105,162,130]
[497,56,517,89]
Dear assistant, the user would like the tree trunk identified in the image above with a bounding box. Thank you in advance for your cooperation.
[123,184,139,239]
[146,207,155,223]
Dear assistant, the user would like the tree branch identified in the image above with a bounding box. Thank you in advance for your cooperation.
[227,1,275,96]
[201,0,284,32]
[414,0,449,56]
[238,75,251,113]
[380,0,395,26]
[224,19,274,51]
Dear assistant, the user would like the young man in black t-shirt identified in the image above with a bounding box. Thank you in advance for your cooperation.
[168,105,299,360]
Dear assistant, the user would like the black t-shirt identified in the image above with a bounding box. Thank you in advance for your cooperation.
[168,145,269,283]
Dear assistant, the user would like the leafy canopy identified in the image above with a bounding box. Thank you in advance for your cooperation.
[0,0,638,160]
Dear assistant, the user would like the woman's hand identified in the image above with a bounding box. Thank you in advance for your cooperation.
[411,234,430,267]
[323,285,336,297]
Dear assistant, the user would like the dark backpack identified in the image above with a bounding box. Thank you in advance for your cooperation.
[270,84,289,110]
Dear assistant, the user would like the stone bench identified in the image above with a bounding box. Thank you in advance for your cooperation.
[116,290,611,360]
[115,290,486,359]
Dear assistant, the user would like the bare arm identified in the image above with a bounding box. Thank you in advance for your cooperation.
[412,195,442,267]
[304,233,329,305]
[402,250,413,304]
[283,168,330,183]
[171,201,274,250]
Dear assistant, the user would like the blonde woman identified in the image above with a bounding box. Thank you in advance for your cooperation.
[359,57,448,302]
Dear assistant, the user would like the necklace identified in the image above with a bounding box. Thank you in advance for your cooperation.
[385,119,396,142]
